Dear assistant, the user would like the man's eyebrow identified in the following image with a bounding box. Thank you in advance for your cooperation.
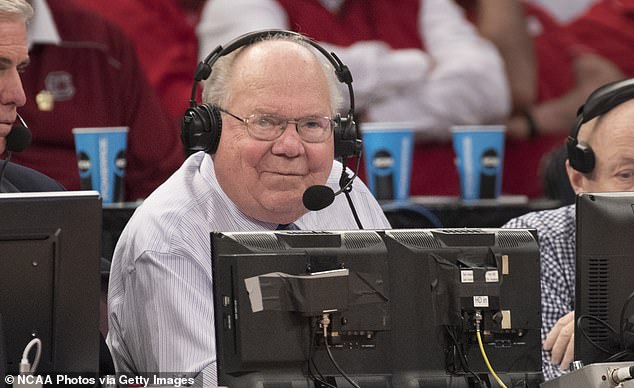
[17,58,30,70]
[0,57,30,68]
[0,57,30,71]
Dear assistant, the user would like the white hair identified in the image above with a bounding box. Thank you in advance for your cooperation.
[202,32,344,114]
[0,0,34,22]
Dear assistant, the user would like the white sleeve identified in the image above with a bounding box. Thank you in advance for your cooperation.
[365,0,511,141]
[318,41,433,112]
[107,239,217,382]
[196,0,289,60]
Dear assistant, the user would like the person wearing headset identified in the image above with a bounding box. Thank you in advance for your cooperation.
[502,78,634,381]
[0,0,62,193]
[106,31,391,385]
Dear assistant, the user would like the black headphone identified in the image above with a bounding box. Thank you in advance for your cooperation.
[181,29,361,159]
[567,78,634,173]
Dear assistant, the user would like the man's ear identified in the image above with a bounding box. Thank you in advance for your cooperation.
[566,159,585,194]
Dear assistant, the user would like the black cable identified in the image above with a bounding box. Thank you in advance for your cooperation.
[323,335,360,388]
[576,314,618,355]
[606,349,634,362]
[344,190,363,229]
[339,155,363,229]
[307,318,335,388]
[619,290,634,348]
[311,359,333,388]
[444,326,463,373]
[381,201,443,228]
[306,317,319,380]
[320,314,360,388]
[444,325,486,387]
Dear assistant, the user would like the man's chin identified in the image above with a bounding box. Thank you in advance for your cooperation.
[260,191,308,220]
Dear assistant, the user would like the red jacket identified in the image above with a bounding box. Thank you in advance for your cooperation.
[14,0,184,200]
[71,0,200,123]
[565,0,634,77]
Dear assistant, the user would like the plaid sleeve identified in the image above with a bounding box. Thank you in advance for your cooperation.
[503,205,576,380]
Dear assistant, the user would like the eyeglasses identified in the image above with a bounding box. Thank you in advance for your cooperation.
[218,107,334,143]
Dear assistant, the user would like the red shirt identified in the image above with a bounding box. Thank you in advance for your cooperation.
[70,0,200,123]
[277,0,423,49]
[13,1,184,200]
[565,0,634,77]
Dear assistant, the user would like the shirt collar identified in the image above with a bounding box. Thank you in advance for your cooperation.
[28,0,61,49]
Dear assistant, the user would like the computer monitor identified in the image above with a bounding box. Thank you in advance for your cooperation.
[0,191,101,376]
[383,229,542,387]
[574,192,634,366]
[212,230,392,387]
[211,228,542,387]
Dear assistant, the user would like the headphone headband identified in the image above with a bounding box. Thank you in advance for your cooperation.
[182,29,361,158]
[567,78,634,173]
[189,30,355,116]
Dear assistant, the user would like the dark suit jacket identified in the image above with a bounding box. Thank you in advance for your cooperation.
[0,161,65,193]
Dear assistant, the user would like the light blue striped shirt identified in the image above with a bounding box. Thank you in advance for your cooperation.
[106,152,390,386]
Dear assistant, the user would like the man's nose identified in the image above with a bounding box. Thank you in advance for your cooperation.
[1,69,27,108]
[272,121,305,156]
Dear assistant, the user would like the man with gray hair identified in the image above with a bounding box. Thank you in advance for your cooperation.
[0,0,32,156]
[0,0,62,192]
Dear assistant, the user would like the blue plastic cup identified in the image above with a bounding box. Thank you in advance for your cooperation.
[451,125,505,201]
[72,127,128,204]
[361,122,415,201]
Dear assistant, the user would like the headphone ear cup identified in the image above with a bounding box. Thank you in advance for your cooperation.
[566,137,595,174]
[333,114,361,159]
[181,103,222,154]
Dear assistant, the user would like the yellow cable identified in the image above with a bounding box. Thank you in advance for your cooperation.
[476,329,507,388]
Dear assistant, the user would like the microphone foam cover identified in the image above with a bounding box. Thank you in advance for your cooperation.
[6,124,32,152]
[303,185,335,211]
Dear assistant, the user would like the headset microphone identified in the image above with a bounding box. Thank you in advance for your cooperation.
[6,114,32,153]
[1,114,32,192]
[302,156,364,229]
[303,185,335,211]
[302,163,358,211]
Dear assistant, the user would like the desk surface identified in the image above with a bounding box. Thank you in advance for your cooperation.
[382,195,562,228]
[101,196,563,262]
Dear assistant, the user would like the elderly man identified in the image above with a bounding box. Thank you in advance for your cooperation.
[106,32,391,385]
[503,78,634,380]
[0,0,62,193]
